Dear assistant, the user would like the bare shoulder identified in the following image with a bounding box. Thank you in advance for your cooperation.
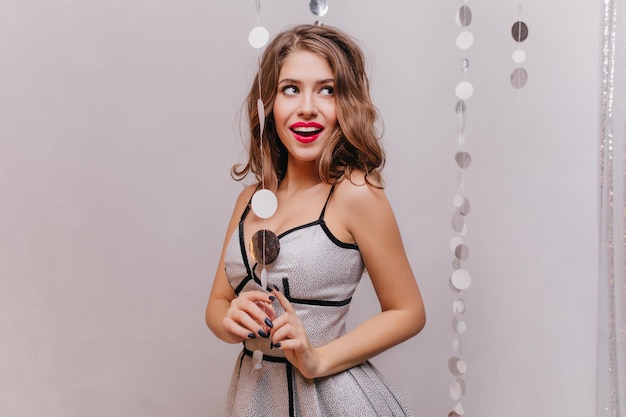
[331,172,394,241]
[226,183,258,223]
[237,183,258,204]
[334,171,388,211]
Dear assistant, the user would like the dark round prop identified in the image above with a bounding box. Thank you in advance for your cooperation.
[250,229,280,265]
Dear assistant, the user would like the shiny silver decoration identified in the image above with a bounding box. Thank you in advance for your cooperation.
[452,337,461,352]
[453,298,466,314]
[449,236,464,252]
[455,151,472,169]
[452,317,467,334]
[455,244,470,261]
[510,67,528,89]
[252,349,263,370]
[448,357,467,376]
[451,268,471,290]
[598,1,626,415]
[448,277,460,293]
[260,268,268,291]
[456,378,466,396]
[309,0,328,17]
[511,21,529,42]
[456,5,472,27]
[452,258,461,270]
[250,229,280,265]
[450,378,466,401]
[257,99,266,136]
[449,1,474,409]
[451,212,465,233]
[453,195,471,215]
[455,100,466,115]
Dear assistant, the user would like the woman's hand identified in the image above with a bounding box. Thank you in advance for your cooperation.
[270,289,322,379]
[222,290,277,341]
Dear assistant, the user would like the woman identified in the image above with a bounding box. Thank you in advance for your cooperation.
[206,24,425,416]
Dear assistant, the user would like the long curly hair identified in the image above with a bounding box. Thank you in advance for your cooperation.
[232,24,384,189]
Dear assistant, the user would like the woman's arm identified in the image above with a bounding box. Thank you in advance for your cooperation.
[270,177,426,378]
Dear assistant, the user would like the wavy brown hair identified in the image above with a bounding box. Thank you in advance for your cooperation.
[232,24,384,189]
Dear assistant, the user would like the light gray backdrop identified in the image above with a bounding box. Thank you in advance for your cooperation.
[0,0,599,416]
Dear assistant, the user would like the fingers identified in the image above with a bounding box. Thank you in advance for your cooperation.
[224,291,276,340]
[269,289,308,351]
[271,288,295,315]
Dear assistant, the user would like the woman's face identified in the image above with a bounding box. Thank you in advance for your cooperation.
[272,50,338,165]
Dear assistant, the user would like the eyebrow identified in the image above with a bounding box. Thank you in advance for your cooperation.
[278,78,335,85]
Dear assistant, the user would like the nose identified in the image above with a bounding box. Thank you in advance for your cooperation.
[297,92,318,118]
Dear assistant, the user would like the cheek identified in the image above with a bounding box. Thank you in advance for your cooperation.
[324,103,338,127]
[272,100,289,125]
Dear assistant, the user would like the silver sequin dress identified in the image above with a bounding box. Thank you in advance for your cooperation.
[223,186,413,417]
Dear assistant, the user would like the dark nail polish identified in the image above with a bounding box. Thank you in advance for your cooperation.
[258,329,268,338]
[248,332,256,339]
[270,342,274,349]
[264,318,274,328]
[273,342,281,348]
[269,295,277,302]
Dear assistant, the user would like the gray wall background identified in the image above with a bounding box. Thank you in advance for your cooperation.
[0,0,599,416]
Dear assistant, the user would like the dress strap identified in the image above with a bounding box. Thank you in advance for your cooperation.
[318,183,336,221]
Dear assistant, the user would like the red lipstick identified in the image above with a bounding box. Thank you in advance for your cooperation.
[289,122,323,144]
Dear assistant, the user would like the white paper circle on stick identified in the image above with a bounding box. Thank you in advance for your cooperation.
[251,189,278,219]
[260,268,268,289]
[512,49,527,63]
[450,381,463,400]
[456,31,474,50]
[451,269,472,290]
[457,360,467,374]
[249,26,269,49]
[449,236,464,252]
[448,357,466,376]
[453,298,465,314]
[448,277,461,293]
[452,337,461,351]
[455,81,474,100]
[456,378,466,395]
[257,99,266,135]
[453,317,467,334]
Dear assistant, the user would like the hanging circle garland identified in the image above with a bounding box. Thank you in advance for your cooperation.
[448,0,474,414]
[309,0,328,17]
[246,0,334,287]
[247,0,279,292]
[245,0,277,371]
[510,2,529,89]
